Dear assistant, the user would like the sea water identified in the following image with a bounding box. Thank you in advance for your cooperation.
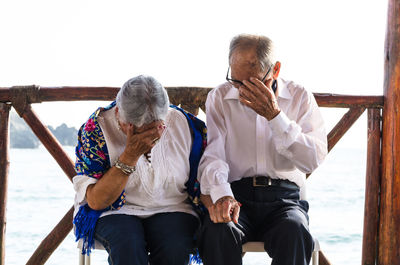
[5,145,366,265]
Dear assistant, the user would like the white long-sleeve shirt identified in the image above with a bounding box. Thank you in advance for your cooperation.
[73,107,197,219]
[198,78,328,203]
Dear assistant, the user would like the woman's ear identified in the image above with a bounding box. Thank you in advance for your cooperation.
[273,61,281,79]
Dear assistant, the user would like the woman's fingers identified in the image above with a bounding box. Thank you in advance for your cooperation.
[135,120,165,134]
[128,121,165,141]
[125,121,166,156]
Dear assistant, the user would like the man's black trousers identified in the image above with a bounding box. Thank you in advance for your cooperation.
[198,178,314,265]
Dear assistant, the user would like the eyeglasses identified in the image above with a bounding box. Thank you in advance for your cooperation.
[226,65,273,87]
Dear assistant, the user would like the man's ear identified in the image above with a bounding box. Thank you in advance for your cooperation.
[273,61,281,79]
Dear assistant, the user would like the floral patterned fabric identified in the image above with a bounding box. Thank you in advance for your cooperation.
[73,101,126,255]
[75,100,126,209]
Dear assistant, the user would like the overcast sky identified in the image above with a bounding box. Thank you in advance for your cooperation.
[0,0,389,146]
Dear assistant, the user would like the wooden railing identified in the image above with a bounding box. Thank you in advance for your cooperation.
[1,0,399,263]
[0,85,384,264]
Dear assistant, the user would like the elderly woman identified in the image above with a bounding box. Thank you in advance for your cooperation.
[73,75,200,265]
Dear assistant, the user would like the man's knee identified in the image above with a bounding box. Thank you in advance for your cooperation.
[201,216,243,241]
[198,216,244,265]
[199,215,245,256]
[264,217,313,254]
[279,217,311,240]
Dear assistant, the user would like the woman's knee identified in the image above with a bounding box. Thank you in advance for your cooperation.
[149,238,194,265]
[95,215,147,260]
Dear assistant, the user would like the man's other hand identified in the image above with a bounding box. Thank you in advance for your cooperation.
[201,194,241,224]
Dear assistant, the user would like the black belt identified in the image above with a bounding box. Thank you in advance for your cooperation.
[236,176,299,190]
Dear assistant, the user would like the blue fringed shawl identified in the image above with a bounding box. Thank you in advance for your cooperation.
[73,101,127,255]
[73,102,206,260]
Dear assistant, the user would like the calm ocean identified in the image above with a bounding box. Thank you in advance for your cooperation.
[6,144,366,265]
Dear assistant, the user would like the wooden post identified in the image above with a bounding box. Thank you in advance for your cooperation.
[319,251,332,265]
[0,103,10,265]
[379,0,400,264]
[362,108,381,264]
[26,207,73,265]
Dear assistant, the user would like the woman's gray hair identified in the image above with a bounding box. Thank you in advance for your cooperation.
[229,34,275,71]
[116,75,169,127]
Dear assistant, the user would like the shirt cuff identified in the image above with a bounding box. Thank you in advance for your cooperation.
[210,183,234,204]
[268,111,291,135]
[73,175,98,205]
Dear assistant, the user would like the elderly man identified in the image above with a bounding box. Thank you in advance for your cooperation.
[197,34,327,265]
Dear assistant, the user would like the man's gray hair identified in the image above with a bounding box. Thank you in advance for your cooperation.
[116,75,169,127]
[229,34,275,71]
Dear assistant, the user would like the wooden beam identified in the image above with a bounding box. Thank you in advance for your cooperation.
[362,108,381,264]
[314,93,383,108]
[379,0,400,263]
[37,86,119,101]
[26,207,73,265]
[327,107,366,152]
[0,86,385,109]
[14,104,75,181]
[0,103,11,265]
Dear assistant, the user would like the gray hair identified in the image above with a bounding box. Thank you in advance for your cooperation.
[229,34,275,71]
[116,75,169,127]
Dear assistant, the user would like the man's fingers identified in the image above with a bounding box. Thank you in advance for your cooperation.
[239,96,254,109]
[232,203,240,224]
[209,206,217,223]
[216,202,225,223]
[239,83,258,98]
[239,86,256,103]
[263,77,274,91]
[241,80,271,107]
[242,79,267,98]
[222,200,232,222]
[251,77,276,97]
[216,199,233,223]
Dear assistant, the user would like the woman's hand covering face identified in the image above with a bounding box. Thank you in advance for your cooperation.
[122,120,166,163]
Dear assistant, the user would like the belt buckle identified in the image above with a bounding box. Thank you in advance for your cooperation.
[252,176,272,187]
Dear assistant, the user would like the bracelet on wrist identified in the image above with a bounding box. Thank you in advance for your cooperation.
[115,157,136,175]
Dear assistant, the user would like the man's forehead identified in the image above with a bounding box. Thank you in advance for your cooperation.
[230,49,259,70]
